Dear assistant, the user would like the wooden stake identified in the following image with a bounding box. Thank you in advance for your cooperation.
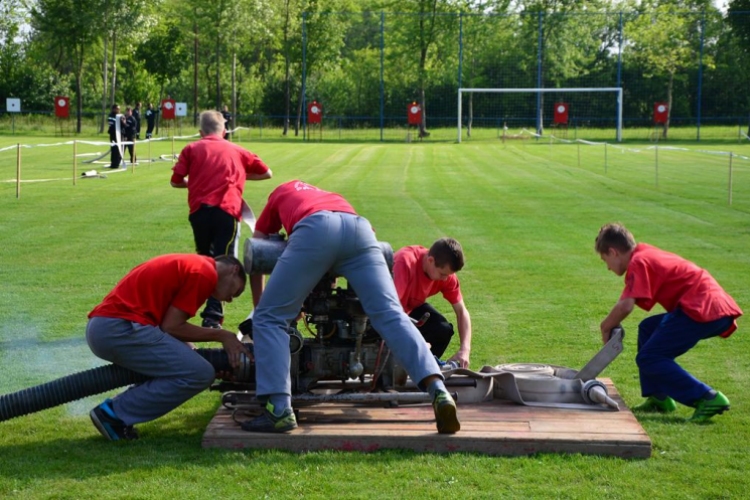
[16,143,21,199]
[728,152,734,205]
[73,140,77,185]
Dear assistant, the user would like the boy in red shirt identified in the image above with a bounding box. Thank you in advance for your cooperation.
[171,110,272,329]
[596,223,742,422]
[393,238,473,368]
[86,254,251,440]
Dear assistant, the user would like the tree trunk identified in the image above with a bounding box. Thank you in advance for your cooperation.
[100,35,108,134]
[665,72,674,140]
[110,32,117,106]
[295,85,302,136]
[193,18,199,127]
[282,0,291,136]
[75,44,84,134]
[232,50,237,130]
[215,32,221,110]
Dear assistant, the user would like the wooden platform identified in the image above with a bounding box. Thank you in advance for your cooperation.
[202,379,651,458]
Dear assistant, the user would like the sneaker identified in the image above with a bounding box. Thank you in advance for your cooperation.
[689,391,730,423]
[90,399,138,441]
[632,396,677,413]
[432,390,460,434]
[240,402,298,433]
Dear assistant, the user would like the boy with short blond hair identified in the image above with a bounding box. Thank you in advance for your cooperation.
[596,223,742,422]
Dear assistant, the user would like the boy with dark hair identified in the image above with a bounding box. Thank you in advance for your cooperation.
[87,254,251,441]
[123,106,137,164]
[596,222,742,422]
[393,237,473,368]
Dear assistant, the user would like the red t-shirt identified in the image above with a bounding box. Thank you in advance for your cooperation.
[393,246,462,314]
[255,180,357,235]
[88,254,217,326]
[172,135,269,219]
[622,243,742,336]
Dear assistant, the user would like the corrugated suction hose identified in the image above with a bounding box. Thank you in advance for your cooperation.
[0,347,248,422]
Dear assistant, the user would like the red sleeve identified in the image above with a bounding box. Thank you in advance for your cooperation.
[172,144,190,177]
[171,271,216,317]
[621,259,655,311]
[244,151,269,176]
[440,276,462,305]
[255,195,282,234]
[392,257,411,310]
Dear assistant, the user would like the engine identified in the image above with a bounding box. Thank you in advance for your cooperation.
[238,237,406,394]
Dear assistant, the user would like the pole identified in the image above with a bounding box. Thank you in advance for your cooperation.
[148,137,152,165]
[728,152,733,205]
[577,141,580,168]
[16,143,21,199]
[73,140,77,186]
[655,144,659,188]
[171,136,175,164]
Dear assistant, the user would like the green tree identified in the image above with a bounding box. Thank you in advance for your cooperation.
[31,0,103,132]
[728,0,750,134]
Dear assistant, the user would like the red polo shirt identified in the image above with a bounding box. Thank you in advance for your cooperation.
[172,135,269,219]
[393,246,462,314]
[255,180,356,235]
[622,243,742,336]
[89,254,217,326]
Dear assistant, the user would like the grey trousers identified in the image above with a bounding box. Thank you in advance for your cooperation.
[253,211,441,398]
[86,316,215,425]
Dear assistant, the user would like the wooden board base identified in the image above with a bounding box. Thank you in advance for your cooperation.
[202,378,651,458]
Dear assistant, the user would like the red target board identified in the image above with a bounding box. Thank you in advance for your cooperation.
[307,101,322,124]
[653,102,669,124]
[553,102,569,125]
[54,96,70,118]
[161,99,176,120]
[407,102,422,125]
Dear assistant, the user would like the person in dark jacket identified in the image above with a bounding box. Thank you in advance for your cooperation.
[108,104,125,169]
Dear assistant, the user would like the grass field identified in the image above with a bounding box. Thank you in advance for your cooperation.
[1,136,749,498]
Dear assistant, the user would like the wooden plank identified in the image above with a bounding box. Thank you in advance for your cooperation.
[202,378,651,458]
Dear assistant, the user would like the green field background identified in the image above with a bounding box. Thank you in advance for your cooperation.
[1,136,749,498]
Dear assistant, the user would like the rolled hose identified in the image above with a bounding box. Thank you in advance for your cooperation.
[0,347,247,423]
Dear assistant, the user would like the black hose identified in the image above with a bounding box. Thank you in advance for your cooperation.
[0,347,243,423]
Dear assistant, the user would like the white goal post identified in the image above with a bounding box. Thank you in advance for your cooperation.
[457,87,623,143]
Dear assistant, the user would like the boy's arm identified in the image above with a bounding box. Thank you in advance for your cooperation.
[600,297,635,344]
[447,300,472,368]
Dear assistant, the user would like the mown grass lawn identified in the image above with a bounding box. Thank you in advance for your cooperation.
[1,136,749,499]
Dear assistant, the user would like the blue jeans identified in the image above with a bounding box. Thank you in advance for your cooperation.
[252,211,441,399]
[636,309,733,406]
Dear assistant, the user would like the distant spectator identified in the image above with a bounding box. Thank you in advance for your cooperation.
[133,102,142,139]
[108,104,125,169]
[124,106,137,164]
[145,103,158,139]
[221,105,232,140]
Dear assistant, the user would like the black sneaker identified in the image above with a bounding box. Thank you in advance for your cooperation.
[241,402,298,433]
[90,399,139,441]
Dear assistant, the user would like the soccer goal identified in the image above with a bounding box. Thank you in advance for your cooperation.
[457,87,623,143]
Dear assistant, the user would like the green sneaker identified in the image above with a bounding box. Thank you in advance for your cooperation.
[689,391,730,423]
[432,390,460,434]
[241,402,298,433]
[632,396,677,413]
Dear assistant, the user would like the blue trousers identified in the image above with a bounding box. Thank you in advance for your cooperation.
[636,309,733,406]
[86,316,216,425]
[252,211,441,399]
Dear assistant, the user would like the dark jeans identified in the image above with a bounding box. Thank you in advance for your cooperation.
[109,142,121,169]
[409,302,454,358]
[189,205,240,323]
[637,309,733,406]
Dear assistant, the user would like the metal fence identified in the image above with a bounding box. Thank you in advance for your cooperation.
[299,10,750,142]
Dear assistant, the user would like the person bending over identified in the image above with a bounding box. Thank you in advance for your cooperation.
[596,223,742,423]
[393,238,473,368]
[245,180,460,434]
[87,254,252,440]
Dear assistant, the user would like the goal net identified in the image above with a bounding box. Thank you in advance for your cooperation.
[457,88,623,143]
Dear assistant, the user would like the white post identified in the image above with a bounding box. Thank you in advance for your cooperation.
[457,89,462,143]
[728,152,733,205]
